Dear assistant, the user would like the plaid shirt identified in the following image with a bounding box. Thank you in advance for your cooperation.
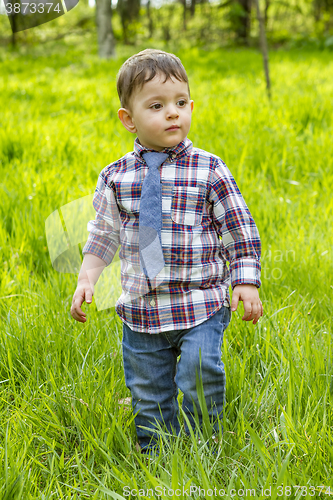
[83,138,261,334]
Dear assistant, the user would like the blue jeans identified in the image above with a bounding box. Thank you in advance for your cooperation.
[122,306,231,452]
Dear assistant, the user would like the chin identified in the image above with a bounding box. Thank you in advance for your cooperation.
[166,137,183,147]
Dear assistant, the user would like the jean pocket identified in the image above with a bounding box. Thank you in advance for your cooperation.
[218,306,231,332]
[170,186,205,226]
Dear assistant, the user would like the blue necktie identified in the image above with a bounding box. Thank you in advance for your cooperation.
[139,152,168,279]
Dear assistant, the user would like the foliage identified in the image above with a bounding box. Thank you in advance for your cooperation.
[1,0,333,49]
[116,0,141,43]
[0,38,333,496]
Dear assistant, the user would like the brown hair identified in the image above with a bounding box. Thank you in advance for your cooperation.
[116,49,190,109]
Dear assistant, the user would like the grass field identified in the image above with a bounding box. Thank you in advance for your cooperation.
[0,33,333,498]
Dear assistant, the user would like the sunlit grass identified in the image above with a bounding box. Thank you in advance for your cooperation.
[0,38,332,497]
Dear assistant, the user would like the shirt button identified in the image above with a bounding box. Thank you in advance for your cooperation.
[150,299,156,306]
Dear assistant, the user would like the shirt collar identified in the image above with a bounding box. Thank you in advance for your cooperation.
[134,137,193,162]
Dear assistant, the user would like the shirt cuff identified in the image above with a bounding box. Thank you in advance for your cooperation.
[230,257,261,289]
[82,235,118,266]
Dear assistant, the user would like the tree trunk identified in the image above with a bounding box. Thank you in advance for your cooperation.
[147,0,153,38]
[163,3,173,41]
[324,0,333,10]
[96,0,115,59]
[254,0,271,99]
[313,0,322,21]
[313,0,333,22]
[190,0,196,17]
[264,0,270,27]
[235,0,252,44]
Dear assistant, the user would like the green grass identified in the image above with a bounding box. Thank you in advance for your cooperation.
[0,36,333,498]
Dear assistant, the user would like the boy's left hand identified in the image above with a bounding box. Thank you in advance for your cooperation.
[231,284,263,324]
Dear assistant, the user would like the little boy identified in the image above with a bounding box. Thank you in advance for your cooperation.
[71,49,263,454]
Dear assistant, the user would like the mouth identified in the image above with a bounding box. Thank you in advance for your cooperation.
[166,125,180,131]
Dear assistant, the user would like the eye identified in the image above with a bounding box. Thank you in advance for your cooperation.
[150,103,162,110]
[177,99,187,107]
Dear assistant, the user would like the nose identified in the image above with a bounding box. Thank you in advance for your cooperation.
[166,104,179,119]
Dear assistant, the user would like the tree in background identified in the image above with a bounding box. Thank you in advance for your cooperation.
[3,0,332,53]
[190,0,196,16]
[227,0,252,44]
[236,0,252,42]
[146,0,154,38]
[96,0,115,58]
[264,0,270,26]
[313,0,333,21]
[117,0,141,43]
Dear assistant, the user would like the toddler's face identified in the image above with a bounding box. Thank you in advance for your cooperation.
[118,73,193,151]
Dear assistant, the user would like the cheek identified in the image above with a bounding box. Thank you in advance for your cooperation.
[147,116,163,130]
[184,112,192,127]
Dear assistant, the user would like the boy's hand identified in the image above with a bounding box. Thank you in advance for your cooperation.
[70,279,94,323]
[231,284,263,324]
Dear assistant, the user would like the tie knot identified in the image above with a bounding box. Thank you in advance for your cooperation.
[142,152,168,169]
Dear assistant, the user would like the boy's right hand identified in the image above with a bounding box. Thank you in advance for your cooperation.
[70,279,94,323]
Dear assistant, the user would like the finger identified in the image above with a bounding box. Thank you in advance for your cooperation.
[71,299,87,322]
[252,306,261,324]
[252,300,264,324]
[245,303,259,321]
[242,303,253,321]
[71,307,86,322]
[231,290,240,312]
[259,303,263,318]
[85,289,93,304]
[75,315,87,323]
[72,310,87,323]
[73,313,86,323]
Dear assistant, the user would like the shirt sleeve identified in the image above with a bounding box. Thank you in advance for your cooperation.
[209,158,261,289]
[82,168,120,266]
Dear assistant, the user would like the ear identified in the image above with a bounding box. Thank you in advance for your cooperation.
[190,100,194,113]
[118,108,137,134]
